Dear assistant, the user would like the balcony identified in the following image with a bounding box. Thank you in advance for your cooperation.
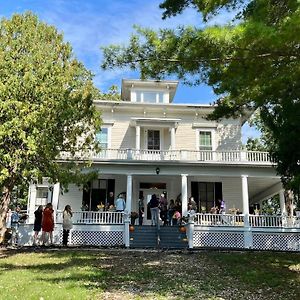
[60,149,272,165]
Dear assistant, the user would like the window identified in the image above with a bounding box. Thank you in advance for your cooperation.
[147,130,160,150]
[191,181,223,213]
[135,91,164,103]
[35,187,48,209]
[199,131,212,150]
[96,128,108,149]
[82,179,115,211]
[143,91,157,103]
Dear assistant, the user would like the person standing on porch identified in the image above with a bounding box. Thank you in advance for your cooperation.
[138,197,144,226]
[159,193,168,226]
[115,194,126,212]
[149,194,159,226]
[107,191,115,208]
[62,205,73,247]
[41,203,54,246]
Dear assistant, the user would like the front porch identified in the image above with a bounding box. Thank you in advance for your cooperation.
[18,211,300,251]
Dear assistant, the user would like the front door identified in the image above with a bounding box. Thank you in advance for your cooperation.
[140,188,166,225]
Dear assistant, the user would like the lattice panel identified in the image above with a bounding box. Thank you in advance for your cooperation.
[193,231,244,248]
[252,233,300,251]
[70,230,124,246]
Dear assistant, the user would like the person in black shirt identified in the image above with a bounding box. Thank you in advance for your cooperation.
[33,205,43,246]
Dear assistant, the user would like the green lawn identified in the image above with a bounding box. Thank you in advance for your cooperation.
[0,248,299,299]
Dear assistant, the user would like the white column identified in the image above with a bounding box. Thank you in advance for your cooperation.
[135,125,140,150]
[170,127,176,150]
[241,175,252,248]
[28,184,37,224]
[279,190,286,215]
[181,174,188,217]
[125,174,132,213]
[52,182,60,223]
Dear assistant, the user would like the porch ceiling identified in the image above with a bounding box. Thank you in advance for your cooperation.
[248,176,282,203]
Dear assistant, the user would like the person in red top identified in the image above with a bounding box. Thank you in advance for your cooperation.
[41,203,54,246]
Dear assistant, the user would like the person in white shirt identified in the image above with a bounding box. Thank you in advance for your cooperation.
[62,205,73,246]
[115,194,126,212]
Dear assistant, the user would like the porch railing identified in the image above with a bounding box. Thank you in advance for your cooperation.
[59,149,272,164]
[194,213,244,227]
[56,211,124,225]
[194,213,300,228]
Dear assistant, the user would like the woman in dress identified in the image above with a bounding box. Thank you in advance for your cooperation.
[62,205,73,246]
[41,203,54,246]
[33,205,43,245]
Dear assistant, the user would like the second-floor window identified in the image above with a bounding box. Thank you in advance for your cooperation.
[147,130,160,150]
[96,128,108,149]
[199,131,212,151]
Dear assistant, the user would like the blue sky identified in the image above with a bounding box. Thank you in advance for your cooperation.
[0,0,259,142]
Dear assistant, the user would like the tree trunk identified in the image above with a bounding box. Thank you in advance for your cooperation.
[284,189,294,216]
[0,186,12,243]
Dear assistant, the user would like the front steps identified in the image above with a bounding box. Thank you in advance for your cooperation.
[130,225,188,249]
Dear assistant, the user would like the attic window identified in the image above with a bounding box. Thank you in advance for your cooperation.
[136,91,164,103]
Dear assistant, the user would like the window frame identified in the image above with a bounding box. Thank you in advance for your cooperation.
[95,125,112,149]
[196,128,216,151]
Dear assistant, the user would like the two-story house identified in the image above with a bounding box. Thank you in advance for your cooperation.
[22,79,300,251]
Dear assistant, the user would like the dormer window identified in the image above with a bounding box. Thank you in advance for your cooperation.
[136,91,164,103]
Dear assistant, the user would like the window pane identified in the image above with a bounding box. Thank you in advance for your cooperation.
[199,131,212,150]
[148,130,160,150]
[96,128,108,149]
[143,91,156,103]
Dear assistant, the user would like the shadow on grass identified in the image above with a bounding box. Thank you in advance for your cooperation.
[1,248,300,299]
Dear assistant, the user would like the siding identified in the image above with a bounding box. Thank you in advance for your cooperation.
[100,106,243,151]
[59,184,83,211]
[222,177,243,212]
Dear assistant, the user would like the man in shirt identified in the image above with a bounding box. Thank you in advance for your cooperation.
[115,194,126,212]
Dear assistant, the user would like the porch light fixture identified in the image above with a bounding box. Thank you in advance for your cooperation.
[156,167,160,175]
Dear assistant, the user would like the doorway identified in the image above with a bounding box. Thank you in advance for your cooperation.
[139,182,167,225]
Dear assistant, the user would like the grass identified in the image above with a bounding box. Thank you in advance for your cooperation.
[0,248,300,299]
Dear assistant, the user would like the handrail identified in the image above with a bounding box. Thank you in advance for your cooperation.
[59,149,272,163]
[194,213,300,228]
[56,211,124,225]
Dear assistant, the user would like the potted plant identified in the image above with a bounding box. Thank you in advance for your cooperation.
[97,202,104,211]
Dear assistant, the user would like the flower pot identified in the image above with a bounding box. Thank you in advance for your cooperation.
[179,226,186,233]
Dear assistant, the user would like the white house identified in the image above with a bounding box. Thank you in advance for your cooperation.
[21,79,300,251]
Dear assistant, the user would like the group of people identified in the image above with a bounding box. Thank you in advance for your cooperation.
[7,203,73,247]
[33,203,73,247]
[146,193,188,226]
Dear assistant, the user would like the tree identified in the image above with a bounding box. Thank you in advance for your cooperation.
[93,85,121,101]
[0,13,101,241]
[102,0,300,203]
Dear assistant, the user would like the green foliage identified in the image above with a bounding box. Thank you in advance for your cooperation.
[102,0,300,191]
[261,194,281,215]
[0,12,101,232]
[246,137,266,152]
[93,85,121,101]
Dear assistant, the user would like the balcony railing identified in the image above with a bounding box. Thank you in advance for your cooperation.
[60,149,272,164]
